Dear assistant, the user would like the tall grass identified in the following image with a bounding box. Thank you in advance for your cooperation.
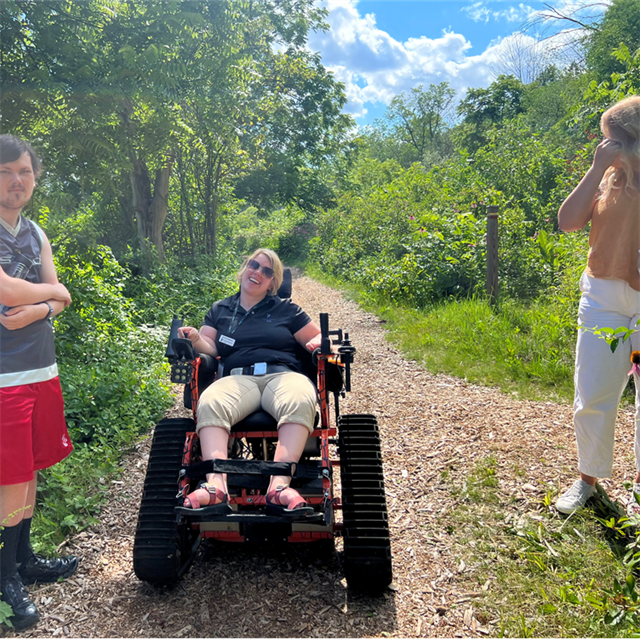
[306,265,583,403]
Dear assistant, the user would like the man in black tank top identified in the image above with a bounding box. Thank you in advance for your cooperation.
[0,136,78,631]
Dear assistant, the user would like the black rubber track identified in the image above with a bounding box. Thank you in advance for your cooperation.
[338,414,393,594]
[133,418,200,584]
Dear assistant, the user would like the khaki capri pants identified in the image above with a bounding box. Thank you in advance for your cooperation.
[196,371,317,434]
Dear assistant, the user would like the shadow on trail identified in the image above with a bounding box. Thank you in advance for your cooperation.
[126,540,398,638]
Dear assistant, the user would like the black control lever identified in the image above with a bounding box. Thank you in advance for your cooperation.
[338,332,356,392]
[319,313,343,354]
[166,316,184,360]
[320,313,331,355]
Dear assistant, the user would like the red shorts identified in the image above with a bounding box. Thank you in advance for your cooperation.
[0,377,73,485]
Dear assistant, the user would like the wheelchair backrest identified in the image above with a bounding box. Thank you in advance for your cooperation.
[277,268,292,298]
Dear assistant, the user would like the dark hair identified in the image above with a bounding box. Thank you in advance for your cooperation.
[0,135,42,178]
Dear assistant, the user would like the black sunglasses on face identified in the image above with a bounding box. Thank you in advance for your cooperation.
[247,258,274,279]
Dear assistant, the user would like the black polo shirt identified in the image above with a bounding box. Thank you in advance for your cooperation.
[203,292,312,373]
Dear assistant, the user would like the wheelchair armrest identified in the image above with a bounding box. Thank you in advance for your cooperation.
[198,353,218,375]
[183,353,218,410]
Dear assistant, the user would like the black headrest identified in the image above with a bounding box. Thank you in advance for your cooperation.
[277,268,292,298]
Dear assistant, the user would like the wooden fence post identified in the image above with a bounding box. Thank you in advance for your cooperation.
[486,205,499,306]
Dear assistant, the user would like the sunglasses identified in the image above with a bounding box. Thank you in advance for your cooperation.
[246,258,274,279]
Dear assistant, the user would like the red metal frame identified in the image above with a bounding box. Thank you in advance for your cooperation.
[190,357,201,422]
[181,350,343,544]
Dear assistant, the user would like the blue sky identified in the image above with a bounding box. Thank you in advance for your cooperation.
[307,0,611,126]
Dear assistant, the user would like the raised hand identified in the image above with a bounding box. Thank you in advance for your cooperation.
[593,137,622,172]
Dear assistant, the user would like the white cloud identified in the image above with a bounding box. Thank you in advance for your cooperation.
[462,2,536,24]
[308,0,611,122]
[309,1,514,120]
[462,0,610,26]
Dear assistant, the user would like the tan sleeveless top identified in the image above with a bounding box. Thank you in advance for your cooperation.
[586,184,640,291]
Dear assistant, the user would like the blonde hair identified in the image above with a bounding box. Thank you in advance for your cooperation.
[236,248,284,296]
[599,95,640,204]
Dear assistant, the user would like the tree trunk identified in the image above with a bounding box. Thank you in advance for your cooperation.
[130,154,174,263]
[120,99,174,264]
[209,160,223,260]
[209,194,218,259]
[148,161,173,261]
[177,152,195,258]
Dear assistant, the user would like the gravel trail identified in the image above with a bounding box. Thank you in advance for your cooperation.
[13,273,637,638]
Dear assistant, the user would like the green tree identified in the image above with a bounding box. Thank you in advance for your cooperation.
[577,43,640,134]
[381,82,455,166]
[233,50,353,213]
[454,75,527,152]
[2,1,222,260]
[587,0,640,81]
[0,0,349,262]
[522,65,590,133]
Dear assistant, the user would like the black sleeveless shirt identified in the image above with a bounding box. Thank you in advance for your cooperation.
[0,215,57,387]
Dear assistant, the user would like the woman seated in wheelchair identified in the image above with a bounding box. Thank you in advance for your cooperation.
[178,248,322,517]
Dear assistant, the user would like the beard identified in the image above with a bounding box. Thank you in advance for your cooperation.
[0,191,30,211]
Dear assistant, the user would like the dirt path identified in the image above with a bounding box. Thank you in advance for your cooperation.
[13,274,637,638]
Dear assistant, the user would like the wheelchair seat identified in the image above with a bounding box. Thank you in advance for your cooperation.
[231,411,277,432]
[231,408,320,433]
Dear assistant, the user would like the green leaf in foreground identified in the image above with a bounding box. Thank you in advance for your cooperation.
[0,599,14,627]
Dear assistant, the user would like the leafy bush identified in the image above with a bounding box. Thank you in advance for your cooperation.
[123,247,241,327]
[309,109,593,408]
[311,136,587,307]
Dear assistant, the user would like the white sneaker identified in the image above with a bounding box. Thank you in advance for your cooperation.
[626,483,640,520]
[556,479,597,514]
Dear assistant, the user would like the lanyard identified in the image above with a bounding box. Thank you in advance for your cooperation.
[228,296,269,334]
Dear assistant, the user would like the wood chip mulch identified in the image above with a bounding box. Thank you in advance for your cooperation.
[8,273,637,638]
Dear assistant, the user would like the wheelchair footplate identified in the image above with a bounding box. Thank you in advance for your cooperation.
[174,458,330,525]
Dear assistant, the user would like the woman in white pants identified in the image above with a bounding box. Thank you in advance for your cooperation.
[556,95,640,515]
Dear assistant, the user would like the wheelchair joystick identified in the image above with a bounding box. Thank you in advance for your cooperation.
[166,315,197,384]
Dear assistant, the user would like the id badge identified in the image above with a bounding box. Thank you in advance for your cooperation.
[219,334,236,347]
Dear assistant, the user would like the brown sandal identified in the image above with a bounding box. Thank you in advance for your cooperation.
[266,485,314,517]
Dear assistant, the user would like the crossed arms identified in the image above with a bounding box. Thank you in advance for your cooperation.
[0,233,71,330]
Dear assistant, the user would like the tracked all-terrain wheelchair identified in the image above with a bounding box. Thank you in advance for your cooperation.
[132,271,393,593]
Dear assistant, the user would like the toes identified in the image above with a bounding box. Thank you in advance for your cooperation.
[184,491,203,509]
